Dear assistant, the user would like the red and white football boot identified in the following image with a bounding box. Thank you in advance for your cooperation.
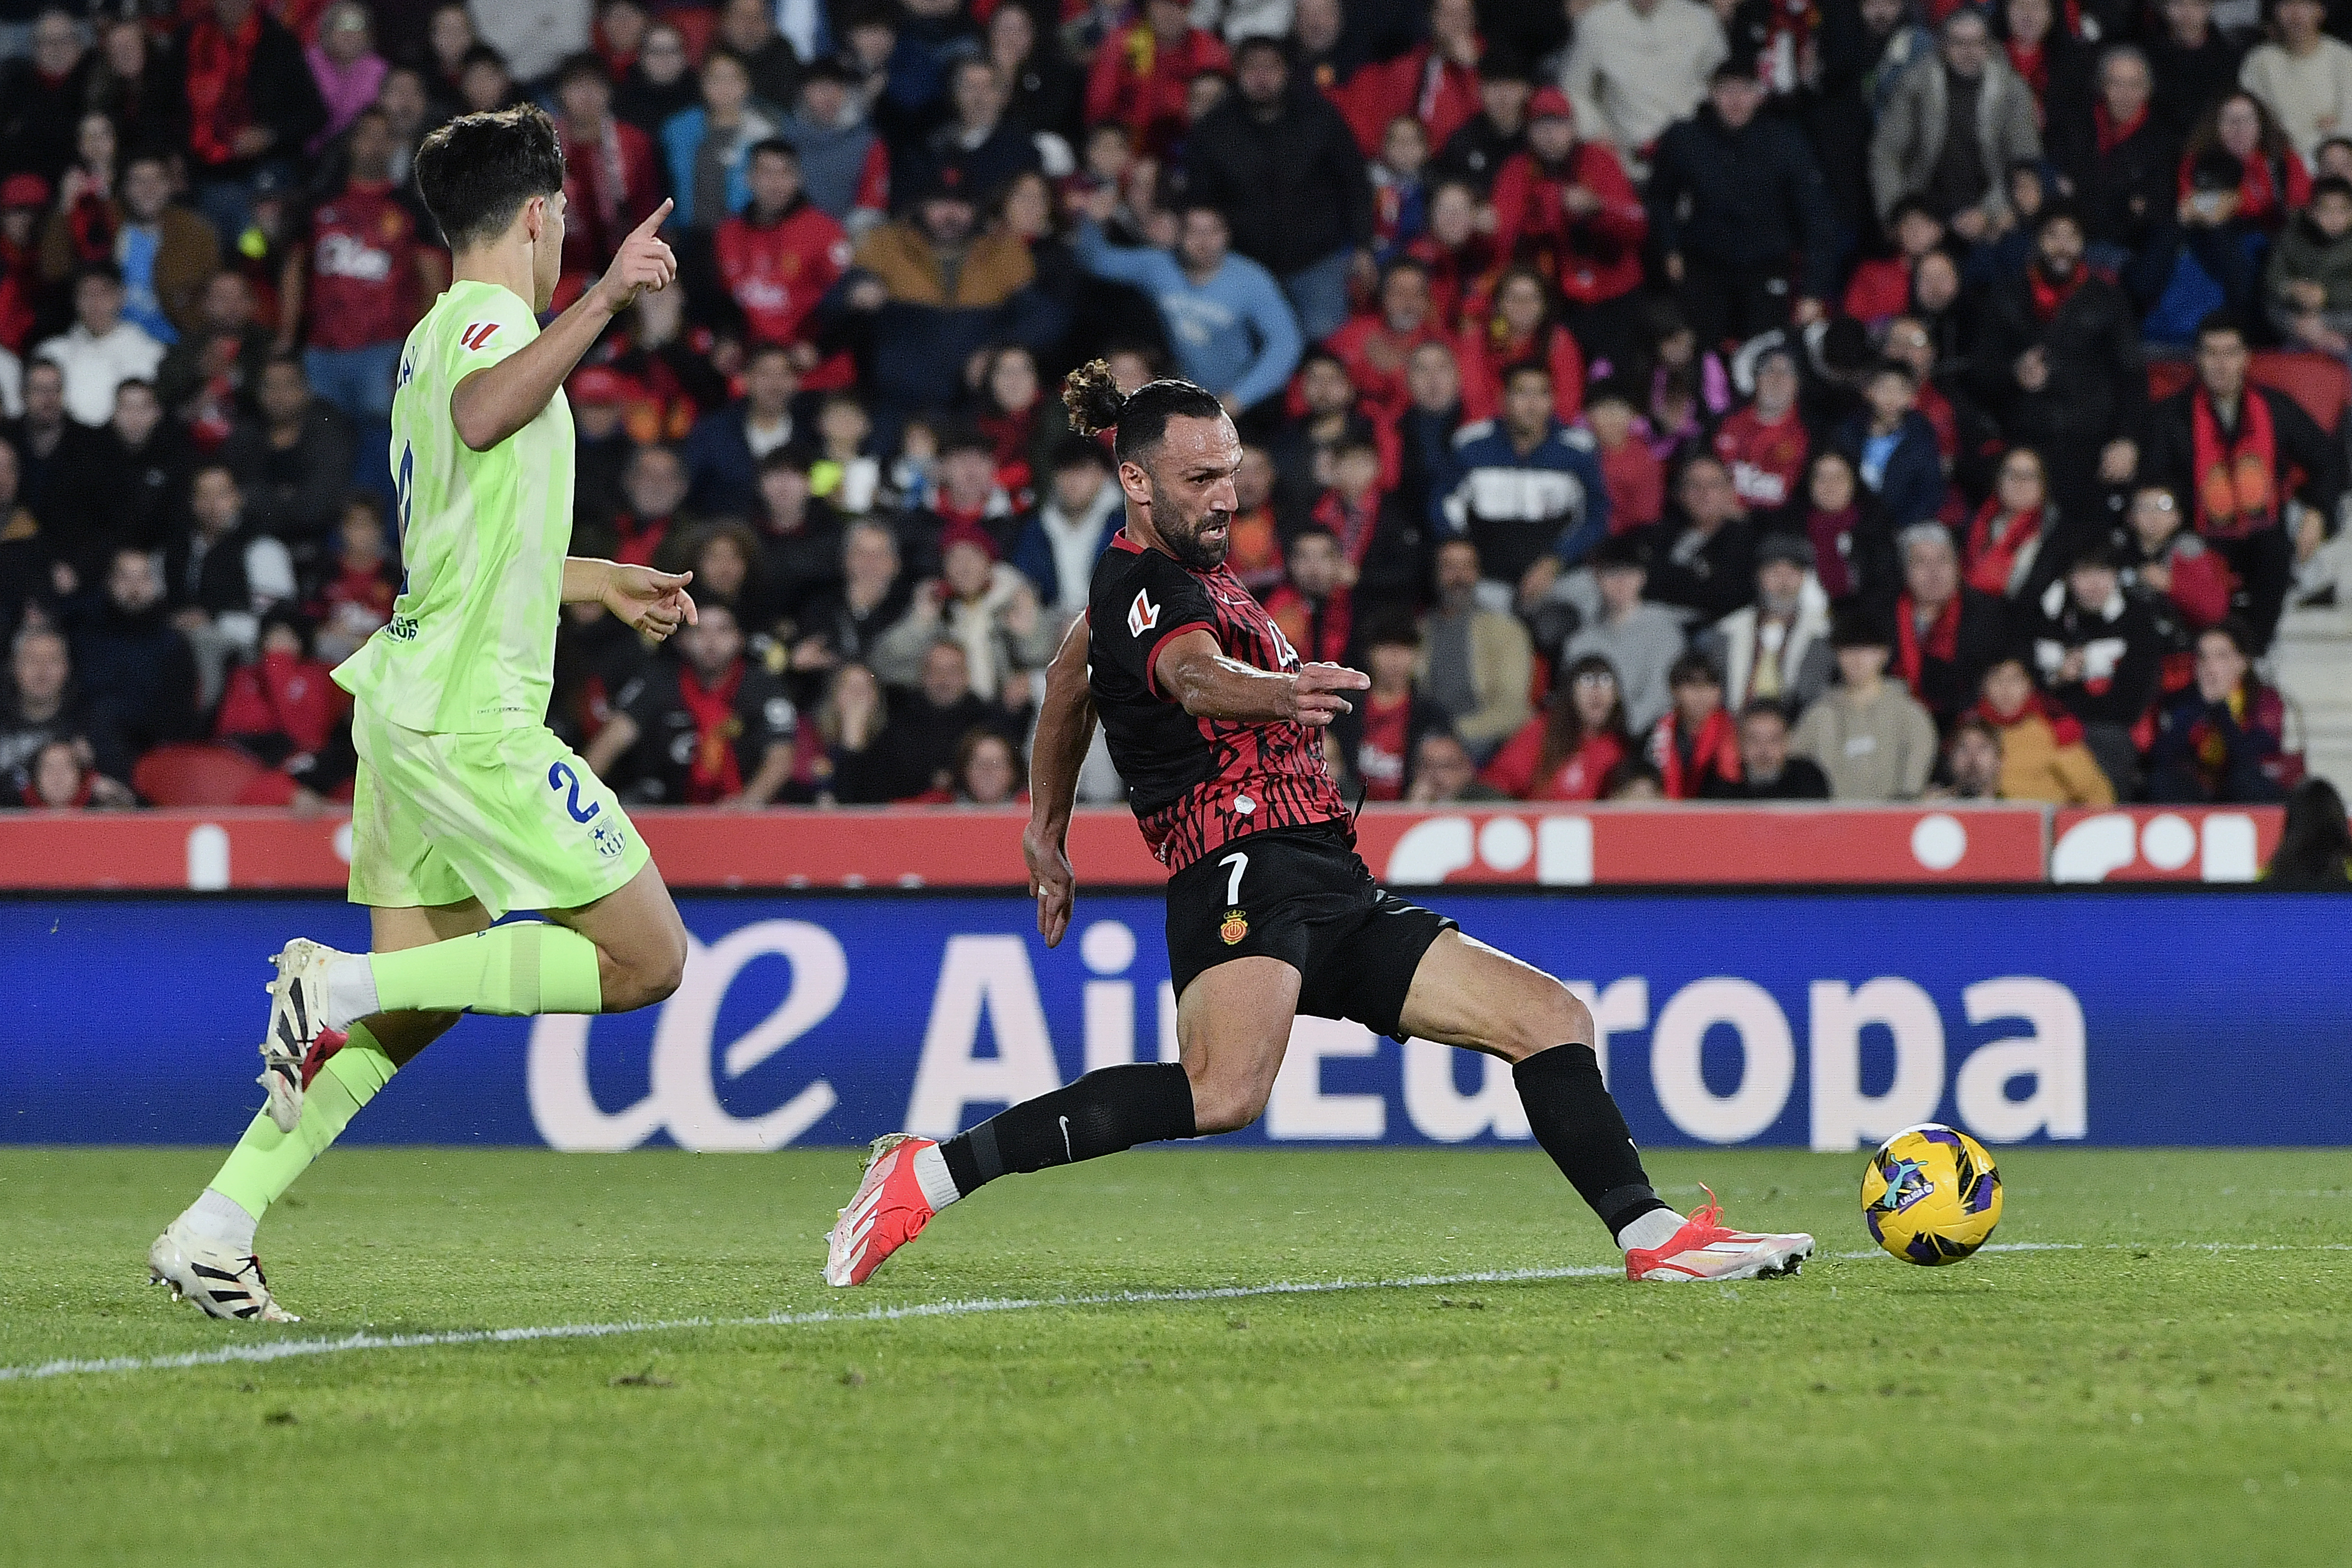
[1625,1189,1814,1283]
[824,1134,939,1287]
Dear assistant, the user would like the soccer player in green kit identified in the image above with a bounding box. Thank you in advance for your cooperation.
[150,107,697,1322]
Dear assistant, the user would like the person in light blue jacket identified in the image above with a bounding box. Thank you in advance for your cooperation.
[1069,195,1303,416]
[660,50,783,228]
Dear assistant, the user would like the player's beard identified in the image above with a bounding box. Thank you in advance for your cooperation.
[1153,488,1232,573]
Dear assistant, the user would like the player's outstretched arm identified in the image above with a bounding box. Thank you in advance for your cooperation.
[1153,630,1368,728]
[450,199,677,451]
[1023,616,1097,948]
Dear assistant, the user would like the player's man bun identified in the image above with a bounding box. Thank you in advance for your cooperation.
[1062,358,1127,438]
[1062,360,1226,463]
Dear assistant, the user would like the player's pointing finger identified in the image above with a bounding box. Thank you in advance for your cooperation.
[631,197,674,240]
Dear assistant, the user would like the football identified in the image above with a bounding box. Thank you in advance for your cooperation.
[1860,1124,2004,1265]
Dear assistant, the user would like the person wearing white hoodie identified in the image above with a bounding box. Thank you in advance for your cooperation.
[34,266,163,429]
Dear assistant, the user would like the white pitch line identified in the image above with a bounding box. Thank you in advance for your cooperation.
[0,1242,2095,1385]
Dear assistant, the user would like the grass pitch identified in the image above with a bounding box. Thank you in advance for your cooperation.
[2,1147,2345,1567]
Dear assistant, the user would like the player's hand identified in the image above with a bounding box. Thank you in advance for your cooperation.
[594,199,677,313]
[604,563,698,641]
[1286,662,1369,728]
[1023,822,1076,946]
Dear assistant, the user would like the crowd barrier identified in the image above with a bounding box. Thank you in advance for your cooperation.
[0,802,2295,889]
[3,890,2341,1149]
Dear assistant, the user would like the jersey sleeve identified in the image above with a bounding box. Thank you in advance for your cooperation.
[440,285,536,383]
[1091,553,1218,704]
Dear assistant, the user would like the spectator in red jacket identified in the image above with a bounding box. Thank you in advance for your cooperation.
[1491,87,1646,363]
[0,174,47,355]
[1480,651,1631,801]
[1712,341,1810,527]
[1580,379,1665,534]
[1083,0,1231,159]
[215,609,347,804]
[1327,257,1447,428]
[1458,263,1586,425]
[1337,0,1486,158]
[1646,649,1742,798]
[307,492,397,664]
[1842,199,1946,328]
[714,138,855,390]
[555,53,663,285]
[1404,178,1499,329]
[279,108,440,425]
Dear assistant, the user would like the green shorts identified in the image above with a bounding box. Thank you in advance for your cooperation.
[348,701,649,919]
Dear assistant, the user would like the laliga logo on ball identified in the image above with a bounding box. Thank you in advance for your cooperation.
[526,920,845,1151]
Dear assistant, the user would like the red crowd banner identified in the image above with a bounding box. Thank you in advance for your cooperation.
[0,801,2165,892]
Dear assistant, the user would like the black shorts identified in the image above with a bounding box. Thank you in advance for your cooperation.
[1163,823,1456,1040]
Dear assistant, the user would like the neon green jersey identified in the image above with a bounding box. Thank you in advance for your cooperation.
[334,279,574,733]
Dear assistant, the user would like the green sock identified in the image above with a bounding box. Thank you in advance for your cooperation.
[369,921,604,1017]
[210,1022,398,1221]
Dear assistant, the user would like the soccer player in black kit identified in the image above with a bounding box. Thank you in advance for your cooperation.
[825,365,1813,1288]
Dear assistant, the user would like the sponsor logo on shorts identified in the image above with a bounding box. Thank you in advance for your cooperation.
[1219,908,1249,945]
[590,821,628,860]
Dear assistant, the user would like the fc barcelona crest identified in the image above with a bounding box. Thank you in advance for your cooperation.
[1219,908,1249,945]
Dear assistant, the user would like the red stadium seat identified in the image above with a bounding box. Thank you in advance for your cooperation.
[2249,350,2350,434]
[2146,352,2349,433]
[132,744,272,807]
[2146,360,2193,405]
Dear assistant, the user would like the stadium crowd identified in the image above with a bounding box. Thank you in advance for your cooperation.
[0,0,2344,814]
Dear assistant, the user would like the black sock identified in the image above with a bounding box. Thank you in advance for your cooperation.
[938,1062,1197,1197]
[1513,1044,1668,1239]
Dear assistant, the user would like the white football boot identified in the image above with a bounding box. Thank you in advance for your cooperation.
[257,938,351,1133]
[148,1218,299,1323]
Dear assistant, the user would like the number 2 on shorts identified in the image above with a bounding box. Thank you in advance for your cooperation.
[548,761,601,823]
[1219,850,1248,907]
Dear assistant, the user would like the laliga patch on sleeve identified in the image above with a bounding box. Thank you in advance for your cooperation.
[459,322,500,351]
[1127,587,1159,639]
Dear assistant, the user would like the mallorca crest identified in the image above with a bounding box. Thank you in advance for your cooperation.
[1218,908,1248,945]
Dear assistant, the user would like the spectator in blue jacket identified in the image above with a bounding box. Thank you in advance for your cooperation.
[1069,194,1303,417]
[661,48,785,228]
[1437,360,1610,611]
[682,343,799,518]
[1008,436,1124,620]
[1832,359,1947,533]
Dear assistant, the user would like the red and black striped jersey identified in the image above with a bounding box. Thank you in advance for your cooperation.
[1087,530,1352,872]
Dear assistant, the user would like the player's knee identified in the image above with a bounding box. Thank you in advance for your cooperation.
[607,931,687,1011]
[1497,982,1593,1063]
[1184,1063,1272,1135]
[641,930,688,1005]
